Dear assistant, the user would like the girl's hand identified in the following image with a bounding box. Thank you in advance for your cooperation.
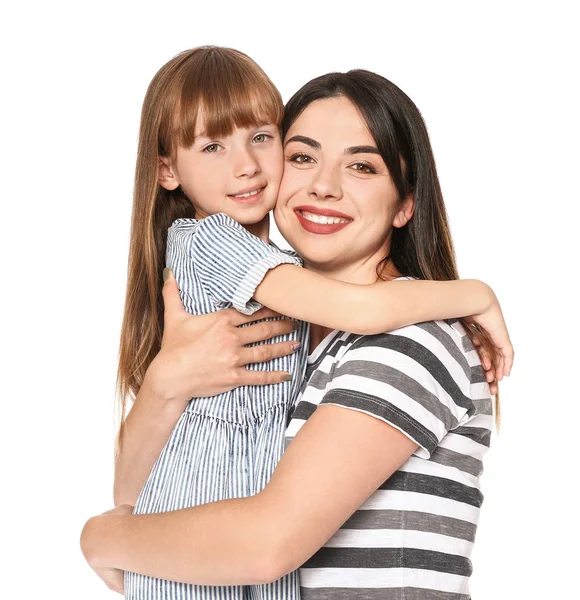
[81,505,134,595]
[466,290,514,394]
[145,268,299,405]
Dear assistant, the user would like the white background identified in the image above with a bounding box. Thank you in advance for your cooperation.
[2,1,578,598]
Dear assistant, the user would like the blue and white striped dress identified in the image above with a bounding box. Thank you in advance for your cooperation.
[124,213,310,600]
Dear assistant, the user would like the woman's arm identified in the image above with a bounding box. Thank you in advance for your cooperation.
[114,379,188,507]
[83,404,418,585]
[114,271,300,506]
[83,327,473,586]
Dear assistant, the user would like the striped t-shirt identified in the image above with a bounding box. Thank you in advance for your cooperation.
[285,310,493,600]
[169,212,303,316]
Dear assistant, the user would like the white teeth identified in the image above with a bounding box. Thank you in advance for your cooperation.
[232,187,262,198]
[300,211,350,225]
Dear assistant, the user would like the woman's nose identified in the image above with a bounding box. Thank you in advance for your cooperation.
[307,164,342,201]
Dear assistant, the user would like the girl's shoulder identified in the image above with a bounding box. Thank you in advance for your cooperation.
[167,213,240,243]
[169,212,235,230]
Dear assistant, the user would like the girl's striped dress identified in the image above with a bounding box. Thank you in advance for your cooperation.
[124,213,309,600]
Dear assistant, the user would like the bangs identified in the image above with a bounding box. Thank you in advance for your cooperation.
[172,49,283,150]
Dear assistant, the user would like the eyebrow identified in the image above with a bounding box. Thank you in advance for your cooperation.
[285,135,320,149]
[346,145,380,155]
[195,124,276,140]
[285,135,380,155]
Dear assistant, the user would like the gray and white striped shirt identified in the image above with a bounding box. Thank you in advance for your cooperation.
[286,309,492,600]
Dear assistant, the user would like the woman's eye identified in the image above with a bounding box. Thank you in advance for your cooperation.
[203,143,222,153]
[253,133,271,143]
[288,153,313,164]
[351,162,376,174]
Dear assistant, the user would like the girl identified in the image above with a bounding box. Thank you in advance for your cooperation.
[113,47,511,600]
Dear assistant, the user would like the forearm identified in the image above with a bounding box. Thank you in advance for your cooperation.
[81,495,277,586]
[254,265,493,335]
[357,278,494,334]
[113,378,187,506]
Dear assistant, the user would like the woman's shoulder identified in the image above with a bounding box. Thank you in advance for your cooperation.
[341,317,483,397]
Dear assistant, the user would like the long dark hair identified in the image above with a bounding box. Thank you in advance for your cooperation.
[282,70,500,422]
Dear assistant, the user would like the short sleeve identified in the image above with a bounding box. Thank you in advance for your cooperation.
[190,213,302,315]
[320,331,472,458]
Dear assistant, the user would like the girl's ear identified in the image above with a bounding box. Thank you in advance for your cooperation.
[158,157,180,191]
[393,194,415,228]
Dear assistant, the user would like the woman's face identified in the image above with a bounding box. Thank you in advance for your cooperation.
[274,96,413,279]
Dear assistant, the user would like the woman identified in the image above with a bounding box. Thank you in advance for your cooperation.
[81,70,510,599]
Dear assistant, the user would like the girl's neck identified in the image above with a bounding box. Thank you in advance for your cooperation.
[243,214,270,242]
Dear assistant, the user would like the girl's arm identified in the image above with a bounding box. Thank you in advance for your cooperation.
[254,265,513,380]
[84,404,418,585]
[190,214,513,380]
[256,264,491,334]
[114,275,299,506]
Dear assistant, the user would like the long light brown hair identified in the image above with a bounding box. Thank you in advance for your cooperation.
[115,46,283,456]
[282,70,502,426]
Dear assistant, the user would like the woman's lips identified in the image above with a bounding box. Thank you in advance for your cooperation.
[294,206,353,235]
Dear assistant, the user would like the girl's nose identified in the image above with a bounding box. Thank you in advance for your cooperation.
[234,148,261,178]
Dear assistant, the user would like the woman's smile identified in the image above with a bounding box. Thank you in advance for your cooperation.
[294,205,353,234]
[275,96,406,278]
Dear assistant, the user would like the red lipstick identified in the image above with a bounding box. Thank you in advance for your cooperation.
[294,205,353,235]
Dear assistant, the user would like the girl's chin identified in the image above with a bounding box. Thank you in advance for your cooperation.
[229,206,273,224]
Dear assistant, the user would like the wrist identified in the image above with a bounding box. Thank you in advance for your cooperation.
[461,279,494,315]
[475,280,495,315]
[142,360,189,407]
[141,372,191,415]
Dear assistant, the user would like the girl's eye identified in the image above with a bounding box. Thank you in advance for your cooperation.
[253,133,272,143]
[288,153,313,164]
[351,162,376,174]
[203,143,222,153]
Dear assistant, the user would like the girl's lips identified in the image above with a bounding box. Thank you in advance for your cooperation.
[294,209,353,235]
[228,185,266,204]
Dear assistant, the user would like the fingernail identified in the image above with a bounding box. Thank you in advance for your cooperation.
[292,321,300,331]
[291,342,301,352]
[163,268,172,282]
[282,374,293,381]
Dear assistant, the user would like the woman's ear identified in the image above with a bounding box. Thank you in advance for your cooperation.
[158,157,180,191]
[393,194,415,228]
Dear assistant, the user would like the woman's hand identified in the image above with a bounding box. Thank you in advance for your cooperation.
[81,504,134,595]
[466,287,514,394]
[113,268,300,507]
[145,268,299,405]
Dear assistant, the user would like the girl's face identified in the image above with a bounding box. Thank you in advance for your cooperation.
[274,96,414,279]
[159,118,283,229]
